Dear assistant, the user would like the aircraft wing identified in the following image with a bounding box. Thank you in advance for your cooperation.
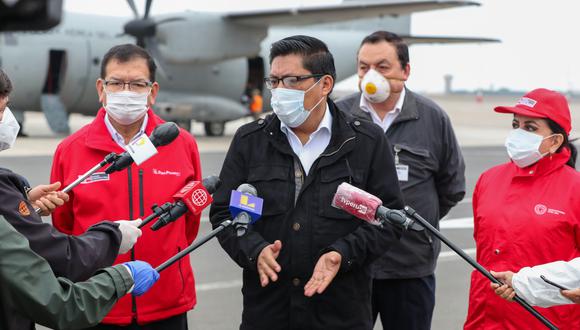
[402,35,500,44]
[225,0,479,26]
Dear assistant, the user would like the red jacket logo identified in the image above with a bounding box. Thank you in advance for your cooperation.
[534,204,565,216]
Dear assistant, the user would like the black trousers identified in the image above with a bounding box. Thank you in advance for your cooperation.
[372,275,436,330]
[86,313,188,330]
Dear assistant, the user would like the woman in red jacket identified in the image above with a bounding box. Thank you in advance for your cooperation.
[464,88,580,330]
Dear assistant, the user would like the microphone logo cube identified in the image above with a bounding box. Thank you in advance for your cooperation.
[191,188,209,207]
[176,181,213,215]
[229,190,263,223]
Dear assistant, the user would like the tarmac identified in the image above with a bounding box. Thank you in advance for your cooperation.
[4,93,579,329]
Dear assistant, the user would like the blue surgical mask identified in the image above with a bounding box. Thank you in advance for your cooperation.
[270,79,324,128]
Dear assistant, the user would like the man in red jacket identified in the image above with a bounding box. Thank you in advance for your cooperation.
[50,44,202,329]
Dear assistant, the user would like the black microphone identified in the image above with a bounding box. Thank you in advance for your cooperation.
[151,176,221,231]
[105,122,180,174]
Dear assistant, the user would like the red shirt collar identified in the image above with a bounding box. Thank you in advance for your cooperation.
[512,147,571,177]
[85,108,165,153]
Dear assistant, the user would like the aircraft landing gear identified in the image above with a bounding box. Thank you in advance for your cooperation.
[204,121,225,137]
[176,120,192,132]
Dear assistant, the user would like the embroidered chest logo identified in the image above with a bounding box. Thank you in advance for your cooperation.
[18,201,30,216]
[153,169,181,177]
[534,204,565,216]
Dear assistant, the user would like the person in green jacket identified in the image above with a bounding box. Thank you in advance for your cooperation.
[0,215,159,330]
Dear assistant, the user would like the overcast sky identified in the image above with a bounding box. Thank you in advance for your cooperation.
[64,0,580,93]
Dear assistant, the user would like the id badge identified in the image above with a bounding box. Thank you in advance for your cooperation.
[396,164,409,182]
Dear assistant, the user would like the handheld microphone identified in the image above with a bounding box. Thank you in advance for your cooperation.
[105,122,180,174]
[229,183,263,237]
[150,176,221,231]
[332,182,423,231]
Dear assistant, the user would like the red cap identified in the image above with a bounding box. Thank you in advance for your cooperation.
[494,88,571,134]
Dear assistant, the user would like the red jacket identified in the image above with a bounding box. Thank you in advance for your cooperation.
[464,148,580,330]
[50,109,202,325]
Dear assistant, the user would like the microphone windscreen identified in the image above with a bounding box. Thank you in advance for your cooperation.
[332,182,382,225]
[202,175,221,194]
[236,183,257,196]
[150,122,180,147]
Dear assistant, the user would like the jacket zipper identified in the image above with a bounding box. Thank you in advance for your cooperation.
[319,137,356,158]
[177,247,185,294]
[128,167,137,321]
[139,169,144,217]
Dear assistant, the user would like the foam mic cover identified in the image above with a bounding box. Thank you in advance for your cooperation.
[332,182,382,226]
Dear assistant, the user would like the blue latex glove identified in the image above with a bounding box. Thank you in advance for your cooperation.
[123,261,160,296]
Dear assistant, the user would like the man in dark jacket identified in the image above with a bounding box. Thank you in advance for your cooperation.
[210,35,405,330]
[336,31,466,329]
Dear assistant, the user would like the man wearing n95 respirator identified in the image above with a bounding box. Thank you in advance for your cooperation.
[337,31,465,330]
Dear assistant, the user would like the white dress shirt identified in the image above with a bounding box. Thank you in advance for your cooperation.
[104,113,148,149]
[512,257,580,308]
[280,104,332,174]
[359,88,405,133]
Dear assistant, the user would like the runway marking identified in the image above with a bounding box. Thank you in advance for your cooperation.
[439,217,474,229]
[197,280,242,292]
[439,248,477,261]
[195,248,478,292]
[202,216,476,229]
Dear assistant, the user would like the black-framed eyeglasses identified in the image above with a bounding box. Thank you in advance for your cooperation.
[103,79,153,93]
[263,74,324,90]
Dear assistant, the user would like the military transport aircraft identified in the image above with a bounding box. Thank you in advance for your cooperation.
[0,0,496,136]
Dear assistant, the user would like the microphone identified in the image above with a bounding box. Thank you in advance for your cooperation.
[105,122,180,174]
[331,182,423,231]
[150,176,221,231]
[229,183,263,237]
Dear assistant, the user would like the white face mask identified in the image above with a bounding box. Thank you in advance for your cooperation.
[505,129,553,168]
[0,107,20,151]
[104,90,149,125]
[270,78,324,128]
[360,69,391,103]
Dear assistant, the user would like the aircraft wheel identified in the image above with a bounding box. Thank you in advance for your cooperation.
[204,122,225,137]
[176,120,192,132]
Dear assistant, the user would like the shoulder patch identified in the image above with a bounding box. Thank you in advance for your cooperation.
[19,201,31,216]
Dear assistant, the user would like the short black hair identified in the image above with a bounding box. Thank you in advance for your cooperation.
[0,69,12,98]
[269,35,336,81]
[101,44,157,82]
[360,31,409,69]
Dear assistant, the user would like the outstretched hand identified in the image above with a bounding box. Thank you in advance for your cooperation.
[304,251,342,297]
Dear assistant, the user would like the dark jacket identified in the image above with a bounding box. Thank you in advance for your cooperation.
[336,90,466,279]
[210,100,405,330]
[0,168,122,280]
[0,215,133,330]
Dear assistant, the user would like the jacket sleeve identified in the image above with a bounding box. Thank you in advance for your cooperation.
[50,143,76,234]
[209,130,269,271]
[434,111,466,218]
[0,172,122,282]
[512,258,580,308]
[328,133,405,272]
[184,134,202,244]
[0,216,133,330]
